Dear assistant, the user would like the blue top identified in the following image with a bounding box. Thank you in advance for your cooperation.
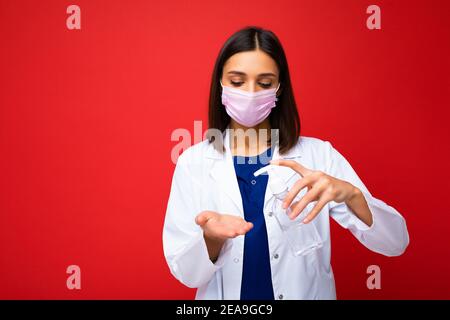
[233,146,275,300]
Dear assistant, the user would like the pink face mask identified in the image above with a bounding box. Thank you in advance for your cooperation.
[220,80,281,127]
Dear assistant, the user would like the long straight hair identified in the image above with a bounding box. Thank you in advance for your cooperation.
[206,26,301,155]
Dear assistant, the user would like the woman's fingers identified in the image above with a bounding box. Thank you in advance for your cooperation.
[228,226,250,238]
[195,211,209,226]
[241,222,254,234]
[303,194,332,223]
[282,175,314,209]
[195,215,205,226]
[289,183,325,220]
[270,159,313,177]
[198,212,253,239]
[232,219,253,236]
[195,210,217,226]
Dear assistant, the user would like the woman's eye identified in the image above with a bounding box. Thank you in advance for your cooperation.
[229,81,272,88]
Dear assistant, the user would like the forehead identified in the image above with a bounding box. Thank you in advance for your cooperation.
[223,50,278,76]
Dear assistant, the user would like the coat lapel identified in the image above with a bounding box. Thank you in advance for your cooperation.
[207,128,245,217]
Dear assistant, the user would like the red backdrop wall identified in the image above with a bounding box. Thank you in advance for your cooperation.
[1,0,449,299]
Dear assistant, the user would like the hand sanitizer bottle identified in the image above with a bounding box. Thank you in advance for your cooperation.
[254,164,323,256]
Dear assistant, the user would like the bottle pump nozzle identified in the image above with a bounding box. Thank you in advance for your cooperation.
[253,165,288,196]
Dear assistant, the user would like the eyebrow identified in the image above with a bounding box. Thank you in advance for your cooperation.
[227,70,276,77]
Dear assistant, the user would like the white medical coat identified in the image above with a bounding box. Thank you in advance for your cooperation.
[162,129,409,299]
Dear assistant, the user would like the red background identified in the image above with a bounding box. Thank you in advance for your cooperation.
[1,0,449,299]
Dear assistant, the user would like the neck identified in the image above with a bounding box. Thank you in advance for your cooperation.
[229,119,271,156]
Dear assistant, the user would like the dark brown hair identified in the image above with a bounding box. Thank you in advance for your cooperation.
[206,26,301,155]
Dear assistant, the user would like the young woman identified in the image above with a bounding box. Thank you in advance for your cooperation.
[163,26,409,300]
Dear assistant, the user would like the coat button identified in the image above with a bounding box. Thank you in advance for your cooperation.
[278,294,284,300]
[273,253,279,259]
[251,179,256,185]
[233,258,239,263]
[268,211,273,217]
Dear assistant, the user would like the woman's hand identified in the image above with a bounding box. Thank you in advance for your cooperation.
[195,211,253,262]
[195,211,253,241]
[270,159,360,224]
